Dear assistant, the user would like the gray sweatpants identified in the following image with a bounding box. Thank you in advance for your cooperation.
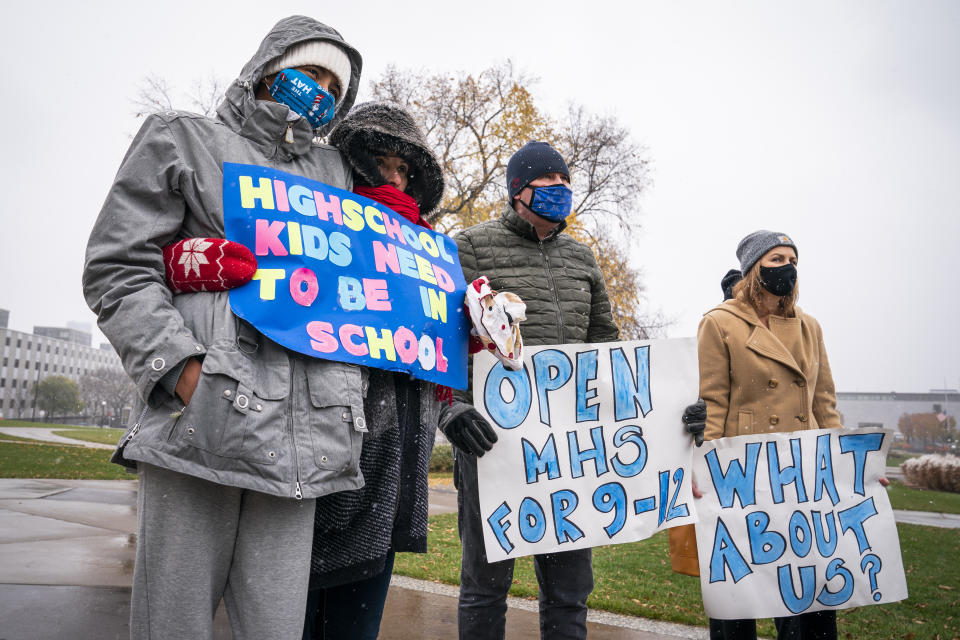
[130,463,315,640]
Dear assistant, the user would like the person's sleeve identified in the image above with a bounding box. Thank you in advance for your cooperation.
[698,314,730,441]
[584,248,620,343]
[811,320,842,429]
[82,115,205,405]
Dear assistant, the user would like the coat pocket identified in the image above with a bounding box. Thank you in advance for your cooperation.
[304,360,365,470]
[174,345,287,464]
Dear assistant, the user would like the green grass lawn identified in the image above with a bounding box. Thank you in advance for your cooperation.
[0,441,128,479]
[52,428,124,446]
[887,480,960,514]
[394,515,960,639]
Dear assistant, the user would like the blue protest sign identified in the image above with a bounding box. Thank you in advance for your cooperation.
[222,162,469,388]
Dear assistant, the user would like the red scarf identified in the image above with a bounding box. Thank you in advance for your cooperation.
[353,184,432,229]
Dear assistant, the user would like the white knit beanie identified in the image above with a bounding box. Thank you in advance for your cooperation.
[262,40,352,98]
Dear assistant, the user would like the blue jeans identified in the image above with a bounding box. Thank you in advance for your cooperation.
[302,551,395,640]
[455,450,593,640]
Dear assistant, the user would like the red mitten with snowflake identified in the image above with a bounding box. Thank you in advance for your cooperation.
[162,238,257,293]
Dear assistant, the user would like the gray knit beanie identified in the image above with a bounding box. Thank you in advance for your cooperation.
[736,230,798,274]
[262,39,352,99]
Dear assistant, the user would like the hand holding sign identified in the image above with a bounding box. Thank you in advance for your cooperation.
[444,407,499,457]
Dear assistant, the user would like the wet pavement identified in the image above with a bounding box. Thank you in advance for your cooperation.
[0,427,116,449]
[0,436,953,639]
[0,478,707,639]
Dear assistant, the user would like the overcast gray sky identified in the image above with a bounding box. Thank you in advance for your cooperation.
[1,0,957,392]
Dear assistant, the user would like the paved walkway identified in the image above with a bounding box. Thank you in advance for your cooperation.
[0,478,705,639]
[2,429,957,638]
[0,426,115,450]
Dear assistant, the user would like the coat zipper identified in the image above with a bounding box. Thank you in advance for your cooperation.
[123,406,148,446]
[538,239,565,343]
[289,356,303,500]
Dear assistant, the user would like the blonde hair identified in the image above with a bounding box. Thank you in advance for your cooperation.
[733,262,799,318]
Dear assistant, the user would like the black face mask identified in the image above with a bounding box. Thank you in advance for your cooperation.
[759,263,797,296]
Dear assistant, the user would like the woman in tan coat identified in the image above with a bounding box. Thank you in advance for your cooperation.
[698,230,841,640]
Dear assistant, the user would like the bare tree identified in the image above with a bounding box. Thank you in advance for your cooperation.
[79,368,136,425]
[133,73,226,119]
[370,63,665,338]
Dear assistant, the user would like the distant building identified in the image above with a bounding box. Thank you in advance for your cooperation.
[33,325,93,347]
[837,390,959,434]
[0,311,123,420]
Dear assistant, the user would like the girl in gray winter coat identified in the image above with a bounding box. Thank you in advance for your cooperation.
[83,16,366,640]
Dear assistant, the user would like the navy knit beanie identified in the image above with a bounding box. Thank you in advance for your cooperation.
[506,141,570,201]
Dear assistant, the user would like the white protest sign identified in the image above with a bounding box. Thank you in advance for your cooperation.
[475,338,699,562]
[694,428,908,619]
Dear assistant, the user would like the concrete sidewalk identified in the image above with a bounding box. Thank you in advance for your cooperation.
[0,478,706,639]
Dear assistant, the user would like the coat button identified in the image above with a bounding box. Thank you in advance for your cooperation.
[770,415,779,425]
[321,455,328,463]
[195,345,203,352]
[255,403,263,411]
[797,415,807,423]
[768,379,778,389]
[341,411,350,421]
[151,357,166,371]
[355,416,366,430]
[236,394,249,409]
[223,389,232,398]
[796,379,806,388]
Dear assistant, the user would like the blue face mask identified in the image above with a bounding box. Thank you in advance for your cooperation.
[268,68,336,129]
[525,184,573,222]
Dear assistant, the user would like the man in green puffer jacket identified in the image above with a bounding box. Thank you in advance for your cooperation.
[439,141,620,640]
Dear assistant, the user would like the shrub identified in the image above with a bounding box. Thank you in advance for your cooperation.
[430,443,454,472]
[901,454,960,493]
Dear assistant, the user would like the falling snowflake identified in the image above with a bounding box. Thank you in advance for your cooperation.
[178,238,213,277]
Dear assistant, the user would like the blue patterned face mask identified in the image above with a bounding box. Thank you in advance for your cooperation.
[268,68,336,129]
[525,184,573,221]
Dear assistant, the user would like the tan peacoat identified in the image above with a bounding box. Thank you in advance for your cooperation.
[670,298,843,577]
[698,298,842,441]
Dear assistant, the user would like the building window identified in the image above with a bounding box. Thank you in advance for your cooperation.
[13,359,18,367]
[17,339,21,348]
[34,362,40,370]
[10,380,16,388]
[2,357,6,366]
[44,364,48,371]
[0,379,4,387]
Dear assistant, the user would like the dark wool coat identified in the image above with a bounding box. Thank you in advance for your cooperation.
[441,203,620,426]
[310,102,445,587]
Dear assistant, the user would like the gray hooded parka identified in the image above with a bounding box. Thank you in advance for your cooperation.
[83,16,368,500]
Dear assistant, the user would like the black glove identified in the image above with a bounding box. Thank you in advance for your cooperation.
[682,399,707,447]
[444,407,498,457]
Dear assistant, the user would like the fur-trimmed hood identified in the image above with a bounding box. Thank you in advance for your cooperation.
[330,101,444,216]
